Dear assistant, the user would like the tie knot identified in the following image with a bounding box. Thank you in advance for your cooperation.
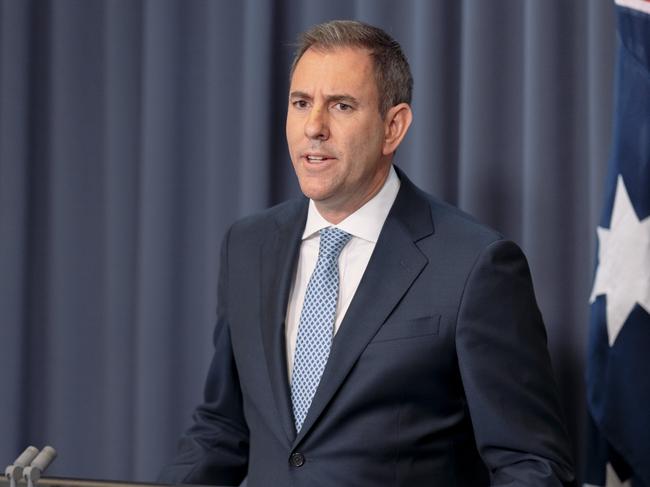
[318,227,352,259]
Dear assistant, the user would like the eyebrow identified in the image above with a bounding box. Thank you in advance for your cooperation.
[289,91,359,106]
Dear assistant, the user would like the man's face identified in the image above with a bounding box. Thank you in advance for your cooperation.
[286,47,391,222]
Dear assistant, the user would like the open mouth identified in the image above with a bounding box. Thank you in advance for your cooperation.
[304,154,334,163]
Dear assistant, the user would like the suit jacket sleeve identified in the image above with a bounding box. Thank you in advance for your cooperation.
[456,239,575,486]
[158,227,249,486]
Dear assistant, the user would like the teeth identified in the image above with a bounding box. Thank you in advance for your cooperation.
[307,156,325,161]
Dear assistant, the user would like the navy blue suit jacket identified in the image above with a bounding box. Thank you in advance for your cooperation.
[159,168,575,486]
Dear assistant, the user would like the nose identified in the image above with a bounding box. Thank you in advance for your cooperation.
[304,106,329,140]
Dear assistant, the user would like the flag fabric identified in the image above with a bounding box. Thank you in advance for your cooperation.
[585,1,650,486]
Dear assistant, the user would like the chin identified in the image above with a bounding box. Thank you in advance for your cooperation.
[298,182,334,202]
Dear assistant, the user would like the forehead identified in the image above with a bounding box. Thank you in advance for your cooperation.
[290,46,377,95]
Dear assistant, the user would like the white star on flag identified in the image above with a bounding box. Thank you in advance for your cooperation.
[589,175,650,346]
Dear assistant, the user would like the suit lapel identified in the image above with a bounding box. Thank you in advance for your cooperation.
[260,200,307,443]
[293,172,434,446]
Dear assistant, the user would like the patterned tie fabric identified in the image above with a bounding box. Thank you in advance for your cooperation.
[291,227,352,432]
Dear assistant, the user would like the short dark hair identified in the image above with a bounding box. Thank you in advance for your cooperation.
[290,20,413,117]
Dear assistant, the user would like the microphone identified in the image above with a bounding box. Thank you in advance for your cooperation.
[4,447,40,487]
[23,446,57,487]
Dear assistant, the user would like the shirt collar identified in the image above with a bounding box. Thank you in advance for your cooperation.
[302,165,401,243]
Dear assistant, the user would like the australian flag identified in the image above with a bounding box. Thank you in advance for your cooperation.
[585,1,650,486]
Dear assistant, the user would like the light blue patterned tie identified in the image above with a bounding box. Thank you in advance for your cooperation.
[291,227,352,432]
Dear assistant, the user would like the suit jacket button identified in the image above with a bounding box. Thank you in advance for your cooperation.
[290,452,305,467]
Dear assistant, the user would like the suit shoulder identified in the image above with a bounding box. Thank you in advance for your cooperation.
[420,192,532,280]
[227,197,306,241]
[423,191,504,247]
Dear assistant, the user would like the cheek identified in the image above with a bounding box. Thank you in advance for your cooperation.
[286,126,296,148]
[286,118,302,148]
[347,129,384,165]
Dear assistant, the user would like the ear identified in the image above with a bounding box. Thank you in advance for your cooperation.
[382,103,413,156]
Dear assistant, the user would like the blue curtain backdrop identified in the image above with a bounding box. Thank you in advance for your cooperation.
[0,0,616,483]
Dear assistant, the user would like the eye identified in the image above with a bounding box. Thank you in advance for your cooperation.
[292,100,309,109]
[334,102,353,111]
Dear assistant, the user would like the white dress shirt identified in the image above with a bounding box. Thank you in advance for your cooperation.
[285,166,401,378]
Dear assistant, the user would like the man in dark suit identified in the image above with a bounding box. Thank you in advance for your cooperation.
[159,20,575,486]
